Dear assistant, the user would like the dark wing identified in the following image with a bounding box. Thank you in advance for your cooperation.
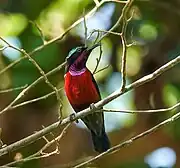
[81,72,104,136]
[90,73,101,100]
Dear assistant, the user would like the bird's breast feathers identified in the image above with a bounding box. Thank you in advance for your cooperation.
[64,70,100,107]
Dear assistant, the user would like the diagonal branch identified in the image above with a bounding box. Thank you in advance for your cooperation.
[0,54,180,157]
[74,110,180,168]
[0,62,66,115]
[0,0,129,116]
[9,88,64,110]
[98,0,134,42]
[5,124,71,166]
[29,21,46,45]
[0,0,128,78]
[0,37,63,118]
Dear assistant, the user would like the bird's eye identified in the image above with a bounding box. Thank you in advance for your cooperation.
[77,48,82,52]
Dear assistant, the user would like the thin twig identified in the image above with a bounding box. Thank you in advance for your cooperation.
[29,21,46,45]
[0,62,66,115]
[0,85,27,94]
[126,41,136,47]
[73,110,180,168]
[8,65,109,111]
[0,37,63,119]
[0,46,9,51]
[126,11,136,46]
[0,0,178,167]
[119,22,128,91]
[0,0,128,78]
[87,29,100,41]
[83,9,88,47]
[93,29,122,36]
[1,166,19,168]
[94,64,110,74]
[0,0,129,116]
[105,0,128,3]
[102,102,180,113]
[42,135,50,144]
[93,30,101,45]
[9,88,63,110]
[0,54,180,157]
[98,0,133,42]
[5,124,71,166]
[0,0,104,77]
[48,128,60,151]
[93,43,103,74]
[120,0,134,91]
[4,68,109,111]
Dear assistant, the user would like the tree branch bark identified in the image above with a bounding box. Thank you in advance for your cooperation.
[0,54,179,157]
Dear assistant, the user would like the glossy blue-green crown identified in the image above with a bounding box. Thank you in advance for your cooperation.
[66,46,84,60]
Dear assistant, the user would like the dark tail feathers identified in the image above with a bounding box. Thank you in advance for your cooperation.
[91,130,110,153]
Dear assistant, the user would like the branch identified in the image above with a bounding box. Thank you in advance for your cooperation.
[120,1,134,90]
[102,102,180,113]
[9,88,63,110]
[0,0,127,78]
[1,166,19,168]
[93,43,103,74]
[29,21,46,45]
[98,0,134,41]
[119,26,127,91]
[74,110,180,168]
[83,10,88,47]
[5,124,71,166]
[93,0,100,6]
[0,85,27,94]
[0,54,180,157]
[93,0,134,89]
[119,7,134,91]
[0,62,66,115]
[0,37,63,119]
[6,64,176,113]
[0,0,129,116]
[94,64,110,74]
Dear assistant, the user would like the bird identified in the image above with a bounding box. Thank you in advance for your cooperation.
[64,43,110,153]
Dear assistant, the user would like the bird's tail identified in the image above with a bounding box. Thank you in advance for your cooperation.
[91,129,110,153]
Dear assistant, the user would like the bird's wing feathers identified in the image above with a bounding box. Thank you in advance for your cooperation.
[90,73,101,99]
[83,112,104,135]
[82,73,104,135]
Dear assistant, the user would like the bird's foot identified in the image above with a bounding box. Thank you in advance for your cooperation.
[90,103,96,110]
[69,113,79,123]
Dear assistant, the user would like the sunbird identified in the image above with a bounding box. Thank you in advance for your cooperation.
[64,44,110,153]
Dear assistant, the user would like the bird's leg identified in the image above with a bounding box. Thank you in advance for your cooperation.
[69,113,79,123]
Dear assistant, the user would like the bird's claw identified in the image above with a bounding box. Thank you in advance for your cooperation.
[69,113,75,120]
[69,113,79,123]
[90,103,96,110]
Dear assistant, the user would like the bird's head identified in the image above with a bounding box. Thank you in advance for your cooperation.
[65,43,100,73]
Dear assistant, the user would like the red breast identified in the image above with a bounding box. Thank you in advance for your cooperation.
[64,69,100,108]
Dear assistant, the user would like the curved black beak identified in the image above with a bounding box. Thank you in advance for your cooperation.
[87,43,100,52]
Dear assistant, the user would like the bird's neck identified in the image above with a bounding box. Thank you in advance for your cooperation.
[69,64,87,76]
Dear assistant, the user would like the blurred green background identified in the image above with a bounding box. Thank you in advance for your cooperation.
[0,0,180,167]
